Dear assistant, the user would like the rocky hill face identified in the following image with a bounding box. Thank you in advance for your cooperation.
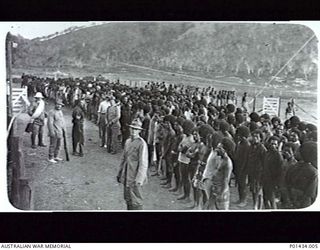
[11,22,318,82]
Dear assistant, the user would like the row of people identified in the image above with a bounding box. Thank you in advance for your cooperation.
[25,73,317,210]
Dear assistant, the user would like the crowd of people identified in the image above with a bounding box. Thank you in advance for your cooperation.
[23,73,318,210]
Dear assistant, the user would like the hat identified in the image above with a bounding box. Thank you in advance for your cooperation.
[34,92,44,98]
[55,99,65,106]
[128,118,143,130]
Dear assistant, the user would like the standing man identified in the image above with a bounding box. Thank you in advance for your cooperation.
[106,96,121,154]
[72,82,82,107]
[120,96,131,148]
[28,92,47,149]
[97,94,110,148]
[72,100,85,157]
[234,126,251,207]
[241,92,250,113]
[202,138,234,210]
[117,118,149,210]
[247,129,267,210]
[286,141,318,209]
[262,136,283,209]
[47,99,66,163]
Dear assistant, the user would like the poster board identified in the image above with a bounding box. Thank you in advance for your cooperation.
[262,97,280,116]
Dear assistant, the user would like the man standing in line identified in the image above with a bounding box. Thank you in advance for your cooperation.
[241,92,250,113]
[202,138,234,210]
[262,136,283,209]
[247,129,267,210]
[117,118,149,210]
[120,96,131,148]
[28,92,47,149]
[72,99,85,157]
[106,96,121,154]
[234,126,251,207]
[47,100,66,163]
[97,94,110,148]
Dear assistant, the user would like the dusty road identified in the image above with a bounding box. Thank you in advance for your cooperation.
[14,102,254,211]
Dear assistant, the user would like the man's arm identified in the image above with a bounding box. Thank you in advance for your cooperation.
[117,140,127,182]
[111,106,121,124]
[202,150,215,181]
[222,158,233,194]
[135,140,149,185]
[47,111,54,137]
[97,102,102,123]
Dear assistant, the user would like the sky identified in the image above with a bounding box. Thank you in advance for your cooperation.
[5,21,107,39]
[3,21,320,40]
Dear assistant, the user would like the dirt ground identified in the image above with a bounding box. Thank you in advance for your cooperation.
[12,101,256,211]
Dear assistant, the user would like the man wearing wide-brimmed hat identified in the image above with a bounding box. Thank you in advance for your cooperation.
[117,118,148,210]
[47,99,66,163]
[28,92,47,149]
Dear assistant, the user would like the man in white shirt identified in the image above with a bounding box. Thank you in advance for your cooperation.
[97,94,111,147]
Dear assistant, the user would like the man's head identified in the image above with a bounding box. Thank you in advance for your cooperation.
[275,124,284,136]
[267,136,280,151]
[236,125,250,142]
[182,120,195,136]
[271,116,281,128]
[101,94,107,100]
[34,92,44,103]
[299,141,317,166]
[289,128,300,143]
[282,142,296,160]
[216,138,235,158]
[109,95,115,105]
[251,129,263,145]
[128,118,143,138]
[55,99,64,110]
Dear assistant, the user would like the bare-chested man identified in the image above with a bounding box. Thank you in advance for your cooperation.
[202,138,234,210]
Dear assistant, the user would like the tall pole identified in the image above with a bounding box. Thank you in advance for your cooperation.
[6,33,13,126]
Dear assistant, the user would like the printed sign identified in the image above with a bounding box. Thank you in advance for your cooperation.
[263,97,280,116]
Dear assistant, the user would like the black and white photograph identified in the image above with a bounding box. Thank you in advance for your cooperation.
[4,21,318,211]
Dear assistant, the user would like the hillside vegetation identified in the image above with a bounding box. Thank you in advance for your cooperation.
[11,22,318,83]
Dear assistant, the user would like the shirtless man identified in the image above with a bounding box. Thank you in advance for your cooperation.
[202,138,234,210]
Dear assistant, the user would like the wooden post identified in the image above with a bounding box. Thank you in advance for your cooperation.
[278,97,281,118]
[292,98,296,116]
[253,96,256,112]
